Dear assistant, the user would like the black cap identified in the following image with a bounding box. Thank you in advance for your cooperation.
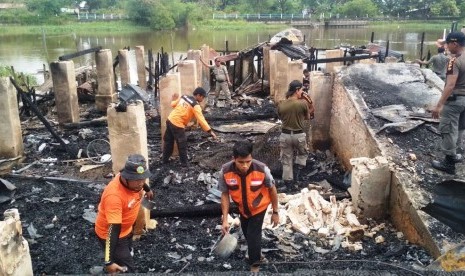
[120,154,151,180]
[446,31,465,46]
[286,80,303,97]
[193,87,207,97]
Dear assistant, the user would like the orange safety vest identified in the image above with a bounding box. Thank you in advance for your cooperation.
[222,160,271,218]
[167,95,211,132]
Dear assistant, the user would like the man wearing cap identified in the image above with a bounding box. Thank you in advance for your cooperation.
[218,140,279,272]
[163,87,217,167]
[277,80,310,185]
[432,31,465,174]
[95,154,153,273]
[200,57,233,108]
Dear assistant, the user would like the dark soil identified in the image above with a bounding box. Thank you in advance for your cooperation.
[0,95,441,275]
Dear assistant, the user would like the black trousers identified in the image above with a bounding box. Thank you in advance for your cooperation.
[97,234,135,272]
[240,210,266,267]
[162,119,188,165]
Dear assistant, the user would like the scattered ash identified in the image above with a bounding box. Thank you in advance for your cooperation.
[0,97,438,275]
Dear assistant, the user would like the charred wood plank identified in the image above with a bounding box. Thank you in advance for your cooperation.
[204,113,277,122]
[59,47,102,61]
[62,117,108,129]
[150,203,238,218]
[5,174,101,185]
[304,54,379,64]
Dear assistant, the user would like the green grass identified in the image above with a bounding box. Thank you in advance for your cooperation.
[0,20,286,35]
[0,21,151,36]
[368,20,464,30]
[2,19,462,36]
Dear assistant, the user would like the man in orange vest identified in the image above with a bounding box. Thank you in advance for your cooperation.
[162,87,217,167]
[95,154,153,273]
[218,140,279,272]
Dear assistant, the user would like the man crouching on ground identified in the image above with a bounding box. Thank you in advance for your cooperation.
[218,140,279,272]
[95,154,153,273]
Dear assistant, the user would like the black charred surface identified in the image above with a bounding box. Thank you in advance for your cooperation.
[341,63,465,248]
[0,92,440,274]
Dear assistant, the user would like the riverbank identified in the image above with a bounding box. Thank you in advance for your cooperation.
[2,19,462,36]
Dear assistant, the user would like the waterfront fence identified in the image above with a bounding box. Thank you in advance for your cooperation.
[212,14,462,22]
[77,13,128,21]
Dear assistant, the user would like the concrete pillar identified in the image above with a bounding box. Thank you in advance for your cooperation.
[135,46,147,90]
[107,101,155,232]
[95,49,117,112]
[178,60,198,96]
[201,45,211,88]
[0,209,33,276]
[325,49,344,73]
[187,50,203,88]
[242,55,254,81]
[359,58,377,64]
[50,60,80,124]
[385,56,398,63]
[310,71,333,150]
[0,78,23,159]
[270,50,288,103]
[348,156,391,219]
[263,46,271,81]
[118,49,130,87]
[288,60,303,84]
[159,72,181,153]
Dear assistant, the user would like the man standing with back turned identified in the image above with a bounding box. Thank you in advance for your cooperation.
[218,141,279,272]
[277,80,310,185]
[431,31,465,174]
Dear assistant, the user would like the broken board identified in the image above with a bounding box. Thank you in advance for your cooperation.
[212,121,277,134]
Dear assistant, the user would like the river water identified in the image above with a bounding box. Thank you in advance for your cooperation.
[0,25,449,84]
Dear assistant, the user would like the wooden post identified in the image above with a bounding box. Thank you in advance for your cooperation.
[385,40,390,63]
[419,32,425,60]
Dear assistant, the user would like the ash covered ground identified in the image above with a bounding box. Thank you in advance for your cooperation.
[0,94,448,275]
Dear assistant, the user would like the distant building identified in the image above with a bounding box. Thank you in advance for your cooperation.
[0,3,25,9]
[77,1,89,12]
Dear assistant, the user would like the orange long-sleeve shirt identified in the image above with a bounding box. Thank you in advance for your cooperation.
[167,95,212,132]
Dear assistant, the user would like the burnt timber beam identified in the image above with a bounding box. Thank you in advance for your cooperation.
[59,46,103,61]
[305,54,379,64]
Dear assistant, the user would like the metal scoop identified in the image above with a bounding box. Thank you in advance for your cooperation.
[141,197,155,210]
[212,232,238,259]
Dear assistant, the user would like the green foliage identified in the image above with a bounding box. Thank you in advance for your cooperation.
[26,0,71,16]
[0,65,38,87]
[336,0,378,17]
[0,65,12,77]
[430,0,460,16]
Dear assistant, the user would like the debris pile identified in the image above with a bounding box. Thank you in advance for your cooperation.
[263,187,393,256]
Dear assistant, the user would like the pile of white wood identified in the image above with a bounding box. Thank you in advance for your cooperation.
[263,186,389,252]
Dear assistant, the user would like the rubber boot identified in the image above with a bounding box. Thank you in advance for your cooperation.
[294,165,304,181]
[432,155,456,174]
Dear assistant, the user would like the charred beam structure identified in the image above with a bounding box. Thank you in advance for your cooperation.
[9,77,78,158]
[58,46,102,61]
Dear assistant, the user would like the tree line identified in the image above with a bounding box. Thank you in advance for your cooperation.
[1,0,464,29]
